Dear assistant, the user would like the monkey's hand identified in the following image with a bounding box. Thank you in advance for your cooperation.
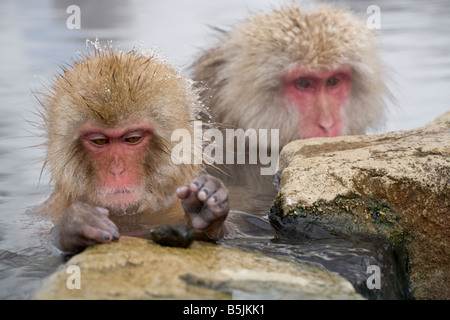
[52,202,120,253]
[176,174,230,240]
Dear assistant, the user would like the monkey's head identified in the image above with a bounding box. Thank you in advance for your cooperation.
[194,4,390,148]
[40,49,202,215]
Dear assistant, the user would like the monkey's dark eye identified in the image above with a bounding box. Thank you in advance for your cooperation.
[294,79,311,89]
[327,77,340,87]
[91,138,109,146]
[125,136,142,144]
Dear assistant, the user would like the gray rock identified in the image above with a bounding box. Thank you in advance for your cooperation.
[34,236,363,300]
[270,112,450,299]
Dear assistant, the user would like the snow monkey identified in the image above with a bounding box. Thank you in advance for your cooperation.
[36,49,229,253]
[192,4,390,150]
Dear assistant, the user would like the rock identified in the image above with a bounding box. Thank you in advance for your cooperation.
[34,236,363,300]
[150,225,195,248]
[269,112,450,300]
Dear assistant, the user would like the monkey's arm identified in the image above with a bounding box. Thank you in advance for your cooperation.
[176,174,230,241]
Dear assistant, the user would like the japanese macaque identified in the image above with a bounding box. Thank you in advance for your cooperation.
[192,4,390,150]
[36,49,229,253]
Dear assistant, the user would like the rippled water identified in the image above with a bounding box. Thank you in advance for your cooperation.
[222,211,410,299]
[0,0,449,299]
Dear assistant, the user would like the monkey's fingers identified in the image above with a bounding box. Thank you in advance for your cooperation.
[86,213,120,240]
[206,187,230,215]
[180,189,202,213]
[191,188,229,231]
[191,207,227,231]
[176,185,191,199]
[95,206,109,216]
[181,175,224,214]
[189,175,207,191]
[101,216,120,235]
[88,212,120,236]
[192,175,222,202]
[80,225,118,244]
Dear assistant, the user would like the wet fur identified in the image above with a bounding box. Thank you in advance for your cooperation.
[37,49,204,218]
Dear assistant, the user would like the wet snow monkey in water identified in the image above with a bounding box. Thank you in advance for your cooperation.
[192,5,390,150]
[37,49,229,253]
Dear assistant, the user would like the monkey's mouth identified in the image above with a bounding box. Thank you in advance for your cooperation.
[99,185,140,196]
[98,188,141,208]
[108,189,134,195]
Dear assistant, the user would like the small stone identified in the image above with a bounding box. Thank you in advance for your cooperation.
[150,225,195,248]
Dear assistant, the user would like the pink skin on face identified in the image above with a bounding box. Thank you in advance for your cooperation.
[282,65,352,138]
[79,122,153,207]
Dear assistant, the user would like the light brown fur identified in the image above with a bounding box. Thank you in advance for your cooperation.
[37,49,203,219]
[193,4,391,148]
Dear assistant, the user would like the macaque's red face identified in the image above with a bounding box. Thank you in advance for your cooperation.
[282,65,352,138]
[79,121,153,209]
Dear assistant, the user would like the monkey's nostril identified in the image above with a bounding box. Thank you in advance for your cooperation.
[110,166,124,177]
[318,113,334,131]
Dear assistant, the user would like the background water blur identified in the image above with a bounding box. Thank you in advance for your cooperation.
[0,0,449,299]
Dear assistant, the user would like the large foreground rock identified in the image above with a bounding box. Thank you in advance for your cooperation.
[34,236,363,300]
[269,112,450,300]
